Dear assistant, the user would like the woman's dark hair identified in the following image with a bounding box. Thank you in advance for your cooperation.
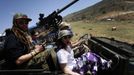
[56,39,67,50]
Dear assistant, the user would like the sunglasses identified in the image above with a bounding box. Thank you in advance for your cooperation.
[63,35,72,39]
[16,20,29,25]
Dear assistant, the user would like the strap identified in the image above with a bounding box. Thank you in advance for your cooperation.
[50,48,57,68]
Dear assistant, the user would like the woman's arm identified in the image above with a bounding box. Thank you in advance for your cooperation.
[71,39,84,48]
[60,63,80,75]
[15,50,37,65]
[16,45,44,65]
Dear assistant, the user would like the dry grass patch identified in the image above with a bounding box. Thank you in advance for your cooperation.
[69,21,134,44]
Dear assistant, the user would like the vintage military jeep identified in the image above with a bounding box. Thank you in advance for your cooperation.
[0,34,134,75]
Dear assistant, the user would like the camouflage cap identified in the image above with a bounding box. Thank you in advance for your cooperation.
[58,30,73,39]
[13,13,32,21]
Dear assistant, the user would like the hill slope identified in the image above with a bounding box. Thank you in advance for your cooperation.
[64,0,134,22]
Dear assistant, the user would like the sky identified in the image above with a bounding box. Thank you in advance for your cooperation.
[0,0,102,33]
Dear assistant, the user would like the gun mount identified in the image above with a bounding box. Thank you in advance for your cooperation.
[38,0,79,30]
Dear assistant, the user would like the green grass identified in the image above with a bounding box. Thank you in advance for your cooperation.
[70,21,134,44]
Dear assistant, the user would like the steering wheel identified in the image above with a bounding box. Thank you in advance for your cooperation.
[78,34,89,41]
[73,34,91,57]
[78,34,90,48]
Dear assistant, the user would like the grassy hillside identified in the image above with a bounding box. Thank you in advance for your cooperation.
[64,0,134,21]
[70,21,134,44]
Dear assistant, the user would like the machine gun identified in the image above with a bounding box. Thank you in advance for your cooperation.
[38,0,79,31]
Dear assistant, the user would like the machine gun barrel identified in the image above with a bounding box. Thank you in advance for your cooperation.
[57,0,79,14]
